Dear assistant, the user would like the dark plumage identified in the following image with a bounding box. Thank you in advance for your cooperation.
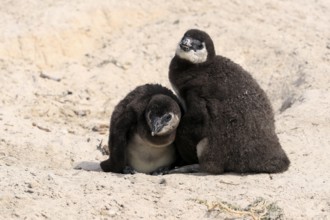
[169,29,290,174]
[100,84,182,174]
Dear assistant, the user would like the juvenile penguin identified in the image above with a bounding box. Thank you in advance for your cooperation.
[169,29,290,174]
[100,84,182,174]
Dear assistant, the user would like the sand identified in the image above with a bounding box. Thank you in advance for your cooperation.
[1,0,330,219]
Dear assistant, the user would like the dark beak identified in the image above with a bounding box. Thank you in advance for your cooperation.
[151,117,164,136]
[151,114,172,136]
[180,36,203,52]
[180,37,193,52]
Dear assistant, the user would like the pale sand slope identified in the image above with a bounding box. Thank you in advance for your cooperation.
[0,0,330,219]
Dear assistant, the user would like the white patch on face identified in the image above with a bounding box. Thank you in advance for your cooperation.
[156,113,180,136]
[197,138,208,159]
[175,42,208,64]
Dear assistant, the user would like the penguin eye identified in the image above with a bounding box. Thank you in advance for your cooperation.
[191,39,203,51]
[163,114,172,122]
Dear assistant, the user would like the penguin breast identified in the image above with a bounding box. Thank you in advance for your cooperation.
[127,134,176,173]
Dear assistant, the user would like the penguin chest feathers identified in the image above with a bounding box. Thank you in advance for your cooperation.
[127,133,176,173]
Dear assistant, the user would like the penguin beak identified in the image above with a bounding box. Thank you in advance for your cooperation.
[151,117,164,136]
[180,37,193,52]
[180,37,203,52]
[150,114,172,136]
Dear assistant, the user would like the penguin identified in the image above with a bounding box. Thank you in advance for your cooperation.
[100,84,182,174]
[168,29,290,174]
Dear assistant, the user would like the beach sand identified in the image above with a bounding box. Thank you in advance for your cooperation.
[1,0,329,219]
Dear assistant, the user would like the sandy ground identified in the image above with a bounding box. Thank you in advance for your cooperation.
[1,0,330,219]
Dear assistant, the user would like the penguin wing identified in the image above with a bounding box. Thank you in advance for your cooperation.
[100,106,137,173]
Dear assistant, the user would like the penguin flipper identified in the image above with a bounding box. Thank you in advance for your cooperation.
[100,110,137,173]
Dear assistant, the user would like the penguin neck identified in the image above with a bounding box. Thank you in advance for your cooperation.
[173,55,213,69]
[137,123,176,147]
[169,55,213,90]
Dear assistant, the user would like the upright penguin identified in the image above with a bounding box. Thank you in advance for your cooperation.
[100,84,182,174]
[169,29,290,174]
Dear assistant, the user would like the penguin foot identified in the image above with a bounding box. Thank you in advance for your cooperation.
[123,166,137,174]
[149,166,172,175]
[168,164,201,174]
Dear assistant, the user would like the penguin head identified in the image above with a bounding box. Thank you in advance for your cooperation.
[145,94,181,137]
[175,29,215,64]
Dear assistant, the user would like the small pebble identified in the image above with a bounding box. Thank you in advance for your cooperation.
[159,178,166,185]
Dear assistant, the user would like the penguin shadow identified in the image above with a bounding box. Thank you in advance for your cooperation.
[171,171,265,178]
[73,161,174,176]
[73,161,103,172]
[167,164,272,177]
[73,162,268,177]
[73,162,135,178]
